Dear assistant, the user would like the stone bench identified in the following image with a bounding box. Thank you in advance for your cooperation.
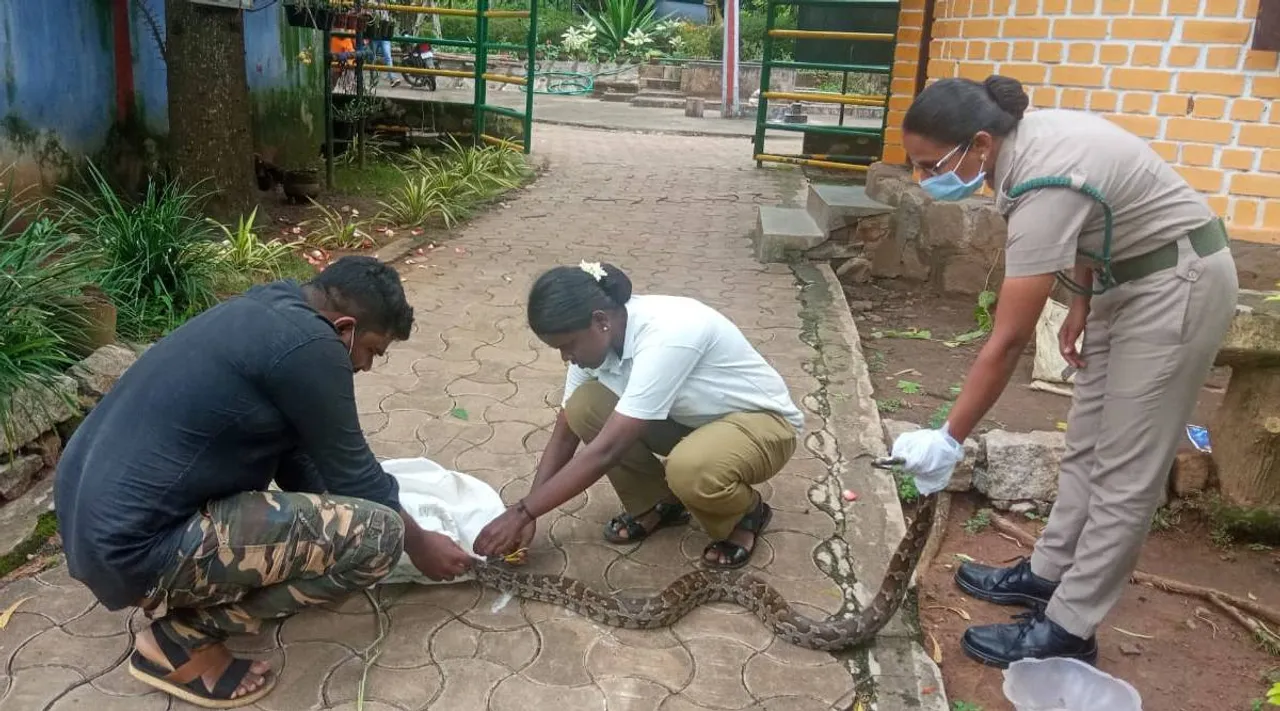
[1211,290,1280,511]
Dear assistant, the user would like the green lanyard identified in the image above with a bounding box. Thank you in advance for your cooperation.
[1005,176,1116,296]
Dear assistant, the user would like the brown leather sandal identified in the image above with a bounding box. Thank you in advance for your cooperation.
[127,623,276,709]
[702,496,773,570]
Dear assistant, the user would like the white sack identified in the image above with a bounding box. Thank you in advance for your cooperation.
[1032,299,1081,386]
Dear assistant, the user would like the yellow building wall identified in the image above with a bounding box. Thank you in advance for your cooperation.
[884,0,1280,244]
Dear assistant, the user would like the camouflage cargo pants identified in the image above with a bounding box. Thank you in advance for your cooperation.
[140,491,404,650]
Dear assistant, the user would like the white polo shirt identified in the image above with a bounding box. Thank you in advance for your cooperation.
[561,295,805,433]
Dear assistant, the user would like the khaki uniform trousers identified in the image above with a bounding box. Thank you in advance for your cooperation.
[1031,241,1238,639]
[564,381,797,540]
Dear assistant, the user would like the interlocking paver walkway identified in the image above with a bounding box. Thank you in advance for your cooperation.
[0,126,884,710]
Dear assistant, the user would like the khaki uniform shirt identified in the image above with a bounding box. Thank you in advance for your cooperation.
[992,109,1216,279]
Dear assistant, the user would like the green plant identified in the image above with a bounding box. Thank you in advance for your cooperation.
[301,201,373,250]
[209,208,299,281]
[387,140,530,228]
[585,0,664,54]
[0,197,95,440]
[380,171,470,228]
[897,380,922,395]
[963,508,992,534]
[894,466,919,503]
[927,401,954,429]
[876,398,902,413]
[974,289,997,332]
[951,702,983,711]
[60,164,223,339]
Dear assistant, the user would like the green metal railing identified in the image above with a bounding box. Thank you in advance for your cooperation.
[751,0,899,172]
[327,0,538,159]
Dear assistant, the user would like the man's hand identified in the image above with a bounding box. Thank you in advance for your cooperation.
[504,521,536,565]
[474,507,533,558]
[403,529,473,581]
[1058,300,1088,370]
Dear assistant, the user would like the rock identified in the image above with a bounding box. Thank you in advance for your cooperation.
[0,477,53,561]
[848,299,874,312]
[1171,450,1215,497]
[868,314,885,323]
[880,419,980,492]
[1119,642,1143,656]
[0,376,78,452]
[0,454,43,500]
[838,258,873,284]
[1009,501,1037,516]
[31,431,61,469]
[977,430,1065,503]
[69,344,137,400]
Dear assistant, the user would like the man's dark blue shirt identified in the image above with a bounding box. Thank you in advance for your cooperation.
[55,280,401,610]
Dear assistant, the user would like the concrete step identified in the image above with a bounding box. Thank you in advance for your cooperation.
[638,63,681,80]
[634,89,685,99]
[754,206,826,263]
[601,91,638,103]
[630,96,690,109]
[595,80,638,95]
[642,77,682,92]
[805,183,893,231]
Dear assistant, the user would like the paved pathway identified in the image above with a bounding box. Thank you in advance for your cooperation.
[0,126,922,710]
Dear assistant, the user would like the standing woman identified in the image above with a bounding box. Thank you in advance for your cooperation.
[473,262,805,569]
[890,76,1238,667]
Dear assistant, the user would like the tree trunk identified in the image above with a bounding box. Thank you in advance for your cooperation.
[165,0,257,220]
[1211,366,1280,508]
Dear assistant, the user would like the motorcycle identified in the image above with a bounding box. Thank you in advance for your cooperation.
[400,42,438,91]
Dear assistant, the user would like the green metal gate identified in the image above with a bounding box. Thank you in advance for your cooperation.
[329,0,538,154]
[751,0,899,172]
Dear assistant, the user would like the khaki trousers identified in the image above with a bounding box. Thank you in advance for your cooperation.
[563,381,797,540]
[1031,241,1238,638]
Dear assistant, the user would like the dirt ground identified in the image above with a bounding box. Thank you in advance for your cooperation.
[844,279,1228,435]
[847,280,1278,709]
[920,493,1280,711]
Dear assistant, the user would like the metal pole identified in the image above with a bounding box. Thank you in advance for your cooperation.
[522,0,537,152]
[838,69,848,126]
[324,24,335,189]
[751,0,777,164]
[354,0,367,169]
[473,0,489,146]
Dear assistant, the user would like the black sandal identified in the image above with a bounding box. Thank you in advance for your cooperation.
[127,622,276,709]
[603,501,691,544]
[703,497,773,570]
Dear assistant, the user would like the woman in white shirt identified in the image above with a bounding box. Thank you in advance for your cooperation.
[473,261,805,568]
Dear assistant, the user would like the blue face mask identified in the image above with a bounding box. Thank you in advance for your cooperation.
[920,144,986,201]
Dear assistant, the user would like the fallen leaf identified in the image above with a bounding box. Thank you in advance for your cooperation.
[1056,421,1068,431]
[926,605,971,621]
[0,597,32,629]
[1249,592,1258,601]
[953,553,975,563]
[928,632,942,664]
[450,407,469,421]
[1111,626,1154,640]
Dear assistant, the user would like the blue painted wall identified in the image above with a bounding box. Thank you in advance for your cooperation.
[0,0,322,189]
[0,0,116,182]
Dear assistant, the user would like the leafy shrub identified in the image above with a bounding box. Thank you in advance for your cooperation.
[301,202,373,250]
[384,140,530,227]
[209,207,300,281]
[59,165,224,340]
[0,193,96,435]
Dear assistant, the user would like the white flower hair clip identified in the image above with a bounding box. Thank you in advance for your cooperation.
[579,260,607,282]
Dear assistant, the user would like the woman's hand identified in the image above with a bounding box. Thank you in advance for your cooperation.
[1058,299,1088,370]
[474,506,533,558]
[403,529,474,581]
[891,427,964,495]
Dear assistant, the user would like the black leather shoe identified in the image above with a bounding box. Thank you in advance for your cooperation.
[961,611,1098,668]
[955,557,1058,607]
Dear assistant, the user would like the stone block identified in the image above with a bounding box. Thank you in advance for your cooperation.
[865,162,914,207]
[1,376,78,452]
[684,97,705,118]
[977,430,1064,503]
[1215,289,1280,368]
[836,257,872,284]
[0,477,53,561]
[754,206,825,263]
[0,454,43,500]
[69,344,138,400]
[805,184,893,233]
[881,419,979,492]
[1171,450,1215,497]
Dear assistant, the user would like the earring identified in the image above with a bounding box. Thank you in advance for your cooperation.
[603,326,609,332]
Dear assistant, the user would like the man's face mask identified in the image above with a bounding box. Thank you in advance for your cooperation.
[920,142,986,202]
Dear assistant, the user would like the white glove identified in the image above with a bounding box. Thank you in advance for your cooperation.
[890,425,964,496]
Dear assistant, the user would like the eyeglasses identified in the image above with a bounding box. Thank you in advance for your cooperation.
[913,142,968,178]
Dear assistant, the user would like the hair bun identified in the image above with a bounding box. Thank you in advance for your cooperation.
[983,75,1029,121]
[597,263,633,306]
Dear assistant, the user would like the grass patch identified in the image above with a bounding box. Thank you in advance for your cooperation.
[963,508,992,534]
[333,161,406,198]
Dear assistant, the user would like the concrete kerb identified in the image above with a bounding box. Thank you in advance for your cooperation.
[794,261,949,711]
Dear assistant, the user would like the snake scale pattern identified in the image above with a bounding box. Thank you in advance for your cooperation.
[473,494,938,651]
